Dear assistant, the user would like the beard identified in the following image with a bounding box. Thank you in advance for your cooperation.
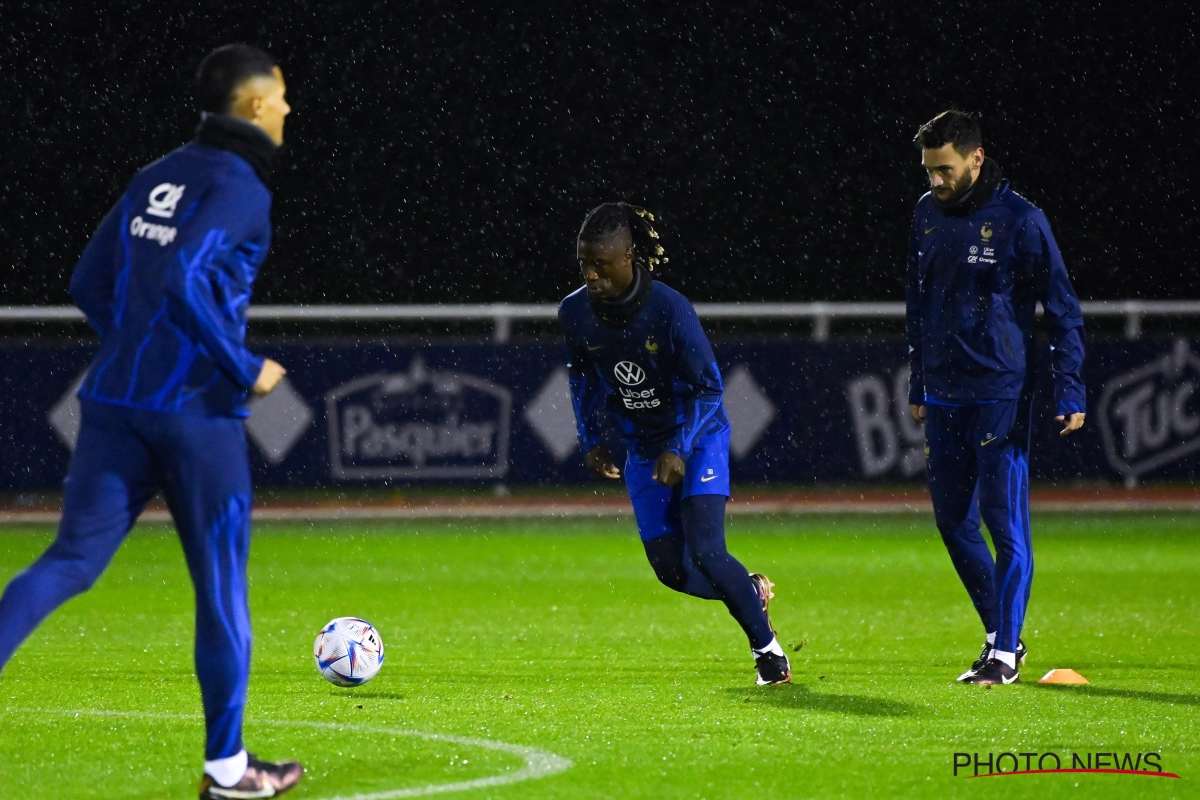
[932,169,977,208]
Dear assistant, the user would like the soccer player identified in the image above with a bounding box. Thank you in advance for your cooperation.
[0,45,304,797]
[906,111,1086,685]
[560,202,791,686]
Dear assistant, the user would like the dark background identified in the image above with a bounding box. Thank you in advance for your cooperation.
[2,2,1197,306]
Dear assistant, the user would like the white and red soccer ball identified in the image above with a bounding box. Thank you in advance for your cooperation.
[314,617,384,687]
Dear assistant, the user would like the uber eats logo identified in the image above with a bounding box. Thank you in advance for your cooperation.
[614,361,660,410]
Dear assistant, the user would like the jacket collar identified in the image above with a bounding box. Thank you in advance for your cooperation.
[589,265,654,328]
[933,157,1004,217]
[193,113,278,184]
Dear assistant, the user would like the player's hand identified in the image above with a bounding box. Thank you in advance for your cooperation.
[585,444,621,480]
[653,451,686,486]
[252,358,287,396]
[1056,412,1086,436]
[909,404,926,423]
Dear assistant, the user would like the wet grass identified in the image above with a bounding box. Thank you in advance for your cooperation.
[0,511,1196,799]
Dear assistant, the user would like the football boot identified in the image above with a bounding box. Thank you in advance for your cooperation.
[957,637,1026,682]
[199,754,303,799]
[961,657,1020,685]
[754,651,792,686]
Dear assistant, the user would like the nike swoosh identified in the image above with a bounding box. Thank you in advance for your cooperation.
[925,226,937,234]
[700,475,719,483]
[1002,673,1019,684]
[587,345,603,351]
[980,437,998,447]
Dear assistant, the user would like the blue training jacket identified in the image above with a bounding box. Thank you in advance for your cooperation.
[70,136,271,418]
[560,280,730,459]
[905,177,1086,416]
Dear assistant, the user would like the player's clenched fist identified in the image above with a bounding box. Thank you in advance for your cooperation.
[585,444,621,479]
[653,451,685,486]
[253,358,287,395]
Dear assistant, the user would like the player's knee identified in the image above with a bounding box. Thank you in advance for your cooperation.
[936,518,981,545]
[643,532,689,591]
[650,563,688,592]
[689,535,732,565]
[51,556,106,596]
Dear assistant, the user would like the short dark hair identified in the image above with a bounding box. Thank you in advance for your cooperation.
[578,202,667,272]
[195,44,277,114]
[914,110,982,155]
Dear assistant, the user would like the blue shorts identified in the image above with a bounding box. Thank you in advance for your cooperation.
[625,427,731,541]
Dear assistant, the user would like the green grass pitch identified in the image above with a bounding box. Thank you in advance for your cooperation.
[0,511,1197,799]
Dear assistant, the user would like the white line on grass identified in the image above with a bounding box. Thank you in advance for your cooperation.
[17,708,572,799]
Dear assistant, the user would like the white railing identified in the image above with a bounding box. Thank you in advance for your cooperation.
[1,300,1198,342]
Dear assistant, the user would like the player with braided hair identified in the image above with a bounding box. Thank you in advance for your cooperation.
[558,202,791,685]
[576,202,668,272]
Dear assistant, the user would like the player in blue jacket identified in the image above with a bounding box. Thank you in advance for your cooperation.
[0,46,303,797]
[907,111,1086,685]
[560,203,791,686]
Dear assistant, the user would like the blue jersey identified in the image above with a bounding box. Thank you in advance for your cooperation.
[905,178,1086,415]
[559,280,729,459]
[70,135,271,418]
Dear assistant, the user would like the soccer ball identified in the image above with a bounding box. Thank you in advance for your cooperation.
[313,617,385,687]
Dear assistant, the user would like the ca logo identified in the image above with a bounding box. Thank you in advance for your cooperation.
[146,183,186,218]
[614,361,646,386]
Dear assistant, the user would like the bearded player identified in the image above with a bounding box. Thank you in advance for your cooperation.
[907,110,1086,685]
[559,202,791,686]
[0,45,303,796]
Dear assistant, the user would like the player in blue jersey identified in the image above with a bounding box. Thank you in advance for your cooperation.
[907,111,1086,685]
[560,202,791,686]
[0,46,303,797]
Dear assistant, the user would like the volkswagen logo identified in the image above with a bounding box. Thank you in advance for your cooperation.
[614,361,646,386]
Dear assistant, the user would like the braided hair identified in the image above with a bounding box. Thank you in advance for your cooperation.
[578,202,668,272]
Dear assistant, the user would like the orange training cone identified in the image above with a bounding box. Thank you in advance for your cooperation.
[1039,669,1089,684]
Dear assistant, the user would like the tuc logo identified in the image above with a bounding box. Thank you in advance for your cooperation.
[145,183,186,218]
[1098,339,1200,482]
[326,358,512,480]
[614,361,646,386]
